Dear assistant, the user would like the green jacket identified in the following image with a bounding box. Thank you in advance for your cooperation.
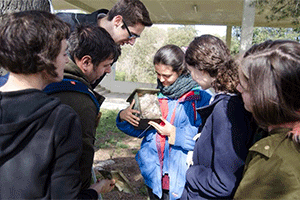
[48,60,104,189]
[234,127,300,199]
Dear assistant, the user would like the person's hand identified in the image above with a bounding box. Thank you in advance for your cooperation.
[148,117,176,136]
[119,99,140,127]
[89,179,115,194]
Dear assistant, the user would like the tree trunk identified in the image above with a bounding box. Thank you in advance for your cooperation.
[0,0,50,15]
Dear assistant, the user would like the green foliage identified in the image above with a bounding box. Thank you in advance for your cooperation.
[96,109,122,134]
[131,149,138,154]
[252,27,299,43]
[116,27,166,84]
[115,71,126,81]
[230,36,241,55]
[231,26,300,55]
[116,142,129,149]
[95,109,127,149]
[166,25,197,47]
[253,0,300,25]
[138,184,149,196]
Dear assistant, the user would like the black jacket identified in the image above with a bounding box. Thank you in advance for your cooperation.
[0,89,97,199]
[56,9,109,32]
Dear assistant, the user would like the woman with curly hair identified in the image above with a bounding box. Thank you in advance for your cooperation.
[180,35,254,199]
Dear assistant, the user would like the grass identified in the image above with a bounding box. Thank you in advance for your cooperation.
[94,109,148,199]
[96,109,123,134]
[95,109,129,149]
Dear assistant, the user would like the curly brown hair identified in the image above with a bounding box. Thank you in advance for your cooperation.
[185,35,239,93]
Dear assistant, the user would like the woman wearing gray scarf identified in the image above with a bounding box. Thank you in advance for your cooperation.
[116,45,212,200]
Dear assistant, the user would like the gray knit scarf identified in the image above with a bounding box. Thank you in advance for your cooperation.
[157,73,199,99]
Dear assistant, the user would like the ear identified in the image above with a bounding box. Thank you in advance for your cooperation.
[76,55,93,72]
[112,15,123,27]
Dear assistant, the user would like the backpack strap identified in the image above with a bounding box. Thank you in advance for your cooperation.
[44,78,100,113]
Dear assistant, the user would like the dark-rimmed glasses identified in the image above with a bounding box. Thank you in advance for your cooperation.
[123,20,140,39]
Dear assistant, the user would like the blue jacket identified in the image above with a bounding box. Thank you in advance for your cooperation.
[181,93,254,200]
[116,87,211,200]
[0,73,9,87]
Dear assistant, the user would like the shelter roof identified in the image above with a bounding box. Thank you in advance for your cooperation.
[52,0,296,28]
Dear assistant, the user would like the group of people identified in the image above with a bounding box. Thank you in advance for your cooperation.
[116,26,300,200]
[1,0,300,200]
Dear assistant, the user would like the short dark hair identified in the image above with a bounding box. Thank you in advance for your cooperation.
[0,10,70,77]
[153,44,187,75]
[107,0,152,27]
[241,40,300,127]
[185,34,238,93]
[68,24,121,67]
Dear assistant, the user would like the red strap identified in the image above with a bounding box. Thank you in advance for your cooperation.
[156,99,168,173]
[192,101,196,122]
[156,99,179,190]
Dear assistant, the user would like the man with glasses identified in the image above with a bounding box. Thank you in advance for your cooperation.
[0,0,153,88]
[57,0,152,86]
[57,0,152,47]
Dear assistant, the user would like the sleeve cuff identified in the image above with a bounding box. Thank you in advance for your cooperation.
[168,130,176,145]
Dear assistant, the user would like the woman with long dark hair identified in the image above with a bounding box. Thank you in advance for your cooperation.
[116,44,211,200]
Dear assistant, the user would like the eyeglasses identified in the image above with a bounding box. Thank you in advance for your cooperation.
[123,20,140,39]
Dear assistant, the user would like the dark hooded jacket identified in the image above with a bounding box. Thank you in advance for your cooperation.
[181,93,254,199]
[0,89,97,199]
[56,9,108,32]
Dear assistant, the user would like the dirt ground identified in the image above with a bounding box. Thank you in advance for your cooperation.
[93,131,149,200]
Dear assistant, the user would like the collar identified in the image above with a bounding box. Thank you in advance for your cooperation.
[196,93,238,117]
[269,121,300,143]
[249,128,290,158]
[64,58,91,90]
[63,59,105,106]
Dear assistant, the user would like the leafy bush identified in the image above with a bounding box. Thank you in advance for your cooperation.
[115,71,126,81]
